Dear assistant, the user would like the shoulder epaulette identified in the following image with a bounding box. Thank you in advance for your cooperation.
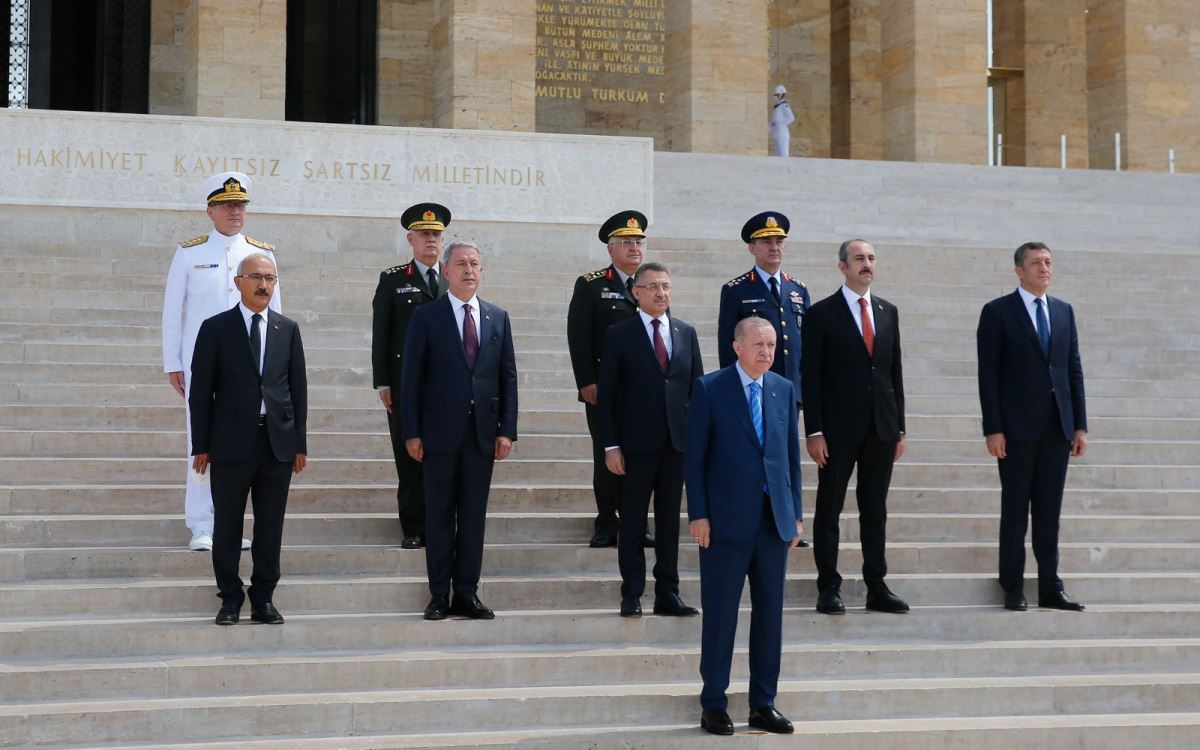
[383,262,411,275]
[782,272,806,289]
[246,236,276,252]
[725,271,751,288]
[582,268,609,282]
[180,235,208,248]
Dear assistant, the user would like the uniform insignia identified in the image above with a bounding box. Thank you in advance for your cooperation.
[725,271,751,288]
[741,298,765,304]
[383,264,406,275]
[626,217,640,230]
[605,268,615,281]
[245,236,276,251]
[582,268,608,282]
[765,216,779,229]
[193,263,219,270]
[601,291,624,300]
[748,270,758,283]
[422,210,435,222]
[180,235,208,248]
[406,264,414,277]
[395,285,422,294]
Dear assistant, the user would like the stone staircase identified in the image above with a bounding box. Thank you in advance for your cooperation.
[1,232,1199,749]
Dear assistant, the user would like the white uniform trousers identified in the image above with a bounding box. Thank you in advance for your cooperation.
[770,127,790,157]
[183,370,214,535]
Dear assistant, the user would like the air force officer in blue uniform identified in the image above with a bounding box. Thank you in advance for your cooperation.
[687,316,804,736]
[717,212,810,412]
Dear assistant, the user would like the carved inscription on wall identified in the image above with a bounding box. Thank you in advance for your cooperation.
[535,0,666,141]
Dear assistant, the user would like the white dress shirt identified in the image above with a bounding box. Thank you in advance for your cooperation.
[413,258,441,289]
[1016,286,1051,331]
[840,284,875,335]
[448,291,481,343]
[238,302,268,415]
[637,309,672,359]
[735,361,764,409]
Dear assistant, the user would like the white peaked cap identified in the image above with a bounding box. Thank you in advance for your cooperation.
[201,171,252,205]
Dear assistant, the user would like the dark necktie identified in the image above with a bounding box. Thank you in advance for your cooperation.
[427,267,439,296]
[769,276,781,306]
[625,277,634,298]
[463,303,479,368]
[249,313,262,378]
[1035,298,1050,356]
[859,297,874,357]
[651,318,669,373]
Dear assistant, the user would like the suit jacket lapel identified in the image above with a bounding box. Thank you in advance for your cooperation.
[872,299,890,356]
[717,367,762,450]
[477,299,495,362]
[1011,290,1047,362]
[833,293,871,358]
[666,320,684,375]
[440,296,470,369]
[611,266,636,306]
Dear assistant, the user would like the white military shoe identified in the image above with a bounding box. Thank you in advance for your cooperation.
[188,533,214,551]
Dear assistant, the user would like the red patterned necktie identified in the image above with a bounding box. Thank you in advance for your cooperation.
[651,318,668,373]
[463,303,479,368]
[859,297,874,357]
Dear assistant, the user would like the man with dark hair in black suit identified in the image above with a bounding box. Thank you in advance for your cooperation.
[802,239,909,616]
[371,202,451,550]
[190,253,307,626]
[598,261,703,619]
[567,210,650,548]
[401,241,519,622]
[978,241,1088,612]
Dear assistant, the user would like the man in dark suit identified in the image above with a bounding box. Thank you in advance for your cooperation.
[717,212,810,411]
[189,253,307,626]
[687,316,803,736]
[567,210,650,548]
[977,241,1088,612]
[597,262,703,618]
[401,241,518,621]
[371,203,451,549]
[802,239,909,615]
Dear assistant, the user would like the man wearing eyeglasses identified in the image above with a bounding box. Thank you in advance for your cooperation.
[567,210,655,549]
[597,262,703,618]
[162,172,279,552]
[189,253,307,626]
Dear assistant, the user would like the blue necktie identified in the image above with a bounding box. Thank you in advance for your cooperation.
[748,381,763,447]
[1035,298,1050,356]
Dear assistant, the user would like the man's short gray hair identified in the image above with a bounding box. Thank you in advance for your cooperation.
[237,253,276,275]
[632,261,669,285]
[733,316,775,342]
[838,239,870,264]
[443,241,481,265]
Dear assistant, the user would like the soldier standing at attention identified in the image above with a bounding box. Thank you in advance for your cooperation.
[372,203,451,549]
[717,212,810,546]
[162,172,277,552]
[567,210,655,549]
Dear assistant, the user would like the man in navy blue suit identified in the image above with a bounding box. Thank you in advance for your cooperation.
[598,262,704,619]
[687,317,804,736]
[977,241,1087,612]
[401,241,519,621]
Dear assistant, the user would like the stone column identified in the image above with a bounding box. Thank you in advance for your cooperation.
[179,0,287,120]
[378,0,437,127]
[1086,0,1200,173]
[830,0,882,160]
[771,0,832,158]
[149,0,190,115]
[664,0,768,154]
[432,0,536,132]
[880,0,988,164]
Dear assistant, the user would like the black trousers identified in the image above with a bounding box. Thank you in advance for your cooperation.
[422,421,495,598]
[812,424,896,593]
[386,405,425,538]
[584,403,624,537]
[997,410,1070,596]
[211,425,292,607]
[618,444,683,600]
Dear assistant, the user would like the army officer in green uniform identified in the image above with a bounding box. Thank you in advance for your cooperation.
[372,203,451,549]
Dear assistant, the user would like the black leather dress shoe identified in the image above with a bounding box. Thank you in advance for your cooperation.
[795,539,809,548]
[424,595,450,621]
[215,601,240,626]
[589,532,617,548]
[1039,591,1085,611]
[1004,591,1028,611]
[450,593,495,620]
[400,533,425,549]
[620,596,642,618]
[700,709,735,736]
[748,705,794,734]
[653,592,699,616]
[643,532,656,548]
[816,589,845,615]
[250,602,285,624]
[865,586,910,614]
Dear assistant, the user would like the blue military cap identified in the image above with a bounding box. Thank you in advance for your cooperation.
[741,212,790,244]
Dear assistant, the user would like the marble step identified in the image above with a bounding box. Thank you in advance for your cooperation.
[4,673,1200,747]
[2,541,1194,583]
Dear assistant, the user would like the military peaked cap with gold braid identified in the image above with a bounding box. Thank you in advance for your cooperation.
[203,171,252,205]
[741,211,790,243]
[598,210,648,243]
[402,202,451,232]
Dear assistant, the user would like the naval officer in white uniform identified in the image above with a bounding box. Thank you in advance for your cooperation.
[162,172,280,551]
[769,85,795,158]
